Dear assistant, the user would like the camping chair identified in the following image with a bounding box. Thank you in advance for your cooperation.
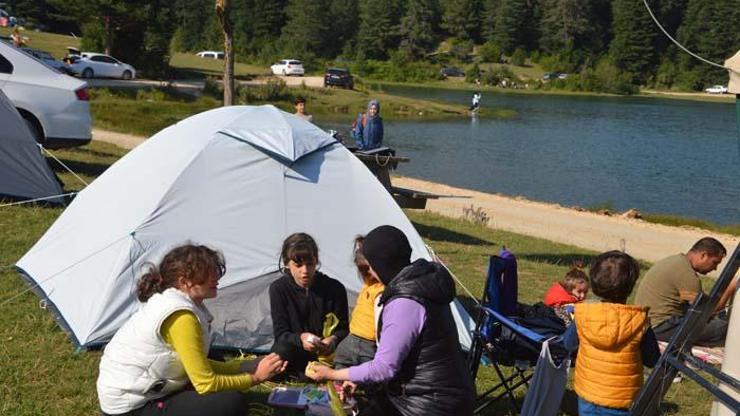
[467,249,568,414]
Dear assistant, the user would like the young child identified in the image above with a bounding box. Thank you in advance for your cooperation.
[563,251,660,415]
[333,236,385,369]
[544,266,590,325]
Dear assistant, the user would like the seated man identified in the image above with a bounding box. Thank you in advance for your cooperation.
[634,237,736,347]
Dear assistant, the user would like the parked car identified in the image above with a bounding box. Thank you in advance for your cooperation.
[66,49,136,80]
[324,67,353,89]
[270,59,304,76]
[543,72,568,81]
[21,47,73,74]
[440,66,465,78]
[0,8,15,27]
[0,41,91,148]
[196,51,224,60]
[705,85,728,94]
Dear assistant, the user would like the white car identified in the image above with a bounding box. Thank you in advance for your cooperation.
[67,50,136,80]
[196,51,224,60]
[0,41,91,148]
[270,59,304,76]
[705,85,728,94]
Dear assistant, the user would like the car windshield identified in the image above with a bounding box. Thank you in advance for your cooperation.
[328,69,348,74]
[289,61,302,65]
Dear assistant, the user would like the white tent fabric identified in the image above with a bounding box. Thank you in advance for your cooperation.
[17,105,473,351]
[0,90,64,203]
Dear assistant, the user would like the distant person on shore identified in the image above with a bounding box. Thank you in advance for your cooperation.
[11,27,28,48]
[563,251,660,415]
[293,96,312,122]
[634,237,735,347]
[543,265,589,325]
[469,92,481,113]
[351,99,383,150]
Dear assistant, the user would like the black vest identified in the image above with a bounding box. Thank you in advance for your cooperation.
[377,260,475,416]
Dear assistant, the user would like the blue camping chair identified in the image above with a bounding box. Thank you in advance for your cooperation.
[467,249,567,414]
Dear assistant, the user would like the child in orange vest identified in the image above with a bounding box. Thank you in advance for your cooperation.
[333,236,385,369]
[562,251,660,415]
[543,266,589,325]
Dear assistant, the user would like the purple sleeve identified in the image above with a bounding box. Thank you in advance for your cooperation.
[347,298,426,383]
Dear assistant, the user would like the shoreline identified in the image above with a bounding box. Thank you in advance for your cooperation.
[393,175,739,272]
[90,128,739,271]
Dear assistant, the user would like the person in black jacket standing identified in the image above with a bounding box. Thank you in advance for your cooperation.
[269,233,349,376]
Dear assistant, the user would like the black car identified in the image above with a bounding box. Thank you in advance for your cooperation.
[440,66,465,78]
[324,68,354,89]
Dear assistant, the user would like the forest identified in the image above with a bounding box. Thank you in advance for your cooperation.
[5,0,739,93]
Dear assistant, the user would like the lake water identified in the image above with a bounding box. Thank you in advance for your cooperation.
[319,87,740,225]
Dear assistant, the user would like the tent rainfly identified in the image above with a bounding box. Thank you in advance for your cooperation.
[0,90,64,203]
[16,105,474,351]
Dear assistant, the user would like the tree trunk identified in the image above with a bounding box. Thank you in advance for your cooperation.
[104,15,112,56]
[215,0,234,106]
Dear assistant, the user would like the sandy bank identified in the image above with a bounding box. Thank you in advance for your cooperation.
[393,176,738,271]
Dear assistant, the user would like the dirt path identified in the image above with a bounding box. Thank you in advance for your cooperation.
[91,128,739,270]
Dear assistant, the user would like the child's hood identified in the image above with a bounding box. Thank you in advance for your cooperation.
[574,303,648,349]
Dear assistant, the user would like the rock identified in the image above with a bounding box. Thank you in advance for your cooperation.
[596,209,611,216]
[621,208,642,219]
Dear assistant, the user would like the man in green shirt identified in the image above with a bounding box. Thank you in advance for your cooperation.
[634,237,736,347]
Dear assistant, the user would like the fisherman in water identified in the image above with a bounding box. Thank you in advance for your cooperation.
[470,92,481,114]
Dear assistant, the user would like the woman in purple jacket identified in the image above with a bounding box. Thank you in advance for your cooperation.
[308,225,474,416]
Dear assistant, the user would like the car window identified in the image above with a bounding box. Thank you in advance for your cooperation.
[289,61,302,65]
[0,52,13,74]
[103,56,118,64]
[90,56,105,62]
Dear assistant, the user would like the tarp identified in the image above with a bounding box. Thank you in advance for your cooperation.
[16,105,474,351]
[0,90,63,203]
[725,50,740,94]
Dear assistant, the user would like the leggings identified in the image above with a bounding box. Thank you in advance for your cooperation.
[103,390,247,416]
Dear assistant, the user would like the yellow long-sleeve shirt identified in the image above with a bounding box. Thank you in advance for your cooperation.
[161,310,253,394]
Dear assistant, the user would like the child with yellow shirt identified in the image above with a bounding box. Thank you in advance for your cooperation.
[333,236,385,368]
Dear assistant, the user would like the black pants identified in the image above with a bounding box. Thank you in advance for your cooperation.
[271,339,317,377]
[103,390,247,416]
[653,314,728,347]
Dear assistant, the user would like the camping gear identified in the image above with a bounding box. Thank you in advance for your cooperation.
[467,250,569,414]
[711,287,739,415]
[520,338,571,416]
[15,105,474,352]
[0,90,64,203]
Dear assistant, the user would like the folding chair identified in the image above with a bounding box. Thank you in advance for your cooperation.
[467,249,568,414]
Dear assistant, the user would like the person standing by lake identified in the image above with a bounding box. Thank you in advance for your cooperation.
[469,92,481,113]
[97,244,287,416]
[293,96,312,122]
[351,99,384,150]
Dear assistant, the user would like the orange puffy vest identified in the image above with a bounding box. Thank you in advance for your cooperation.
[574,303,649,409]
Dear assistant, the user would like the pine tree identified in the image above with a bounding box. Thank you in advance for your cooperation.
[490,0,527,54]
[399,0,439,58]
[281,0,331,57]
[539,0,604,54]
[356,0,402,60]
[676,0,740,87]
[328,0,360,57]
[609,0,657,83]
[441,0,482,41]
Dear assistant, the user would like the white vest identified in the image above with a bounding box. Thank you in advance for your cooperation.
[97,288,213,414]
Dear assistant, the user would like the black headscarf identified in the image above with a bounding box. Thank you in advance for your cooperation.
[362,225,412,285]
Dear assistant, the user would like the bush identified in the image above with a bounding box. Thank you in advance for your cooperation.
[350,59,439,83]
[478,41,502,63]
[481,65,516,86]
[510,48,527,66]
[236,77,292,103]
[449,38,474,62]
[465,63,481,83]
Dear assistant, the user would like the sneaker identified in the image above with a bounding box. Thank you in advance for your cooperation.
[672,374,683,383]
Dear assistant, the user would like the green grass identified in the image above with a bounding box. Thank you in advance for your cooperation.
[0,27,80,59]
[169,52,271,79]
[0,141,719,415]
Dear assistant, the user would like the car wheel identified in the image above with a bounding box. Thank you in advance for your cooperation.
[122,70,132,80]
[21,113,45,144]
[82,68,94,78]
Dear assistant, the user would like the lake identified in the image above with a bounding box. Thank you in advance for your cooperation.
[319,87,739,225]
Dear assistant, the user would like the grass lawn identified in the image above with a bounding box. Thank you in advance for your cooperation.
[0,26,80,59]
[0,141,719,415]
[169,52,271,79]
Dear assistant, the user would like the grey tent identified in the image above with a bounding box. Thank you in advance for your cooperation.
[17,105,474,351]
[0,90,63,203]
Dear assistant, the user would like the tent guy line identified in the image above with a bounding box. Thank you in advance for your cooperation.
[38,144,90,186]
[0,192,78,208]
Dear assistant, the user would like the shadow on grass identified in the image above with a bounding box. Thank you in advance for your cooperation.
[517,253,596,268]
[413,222,494,246]
[48,158,111,178]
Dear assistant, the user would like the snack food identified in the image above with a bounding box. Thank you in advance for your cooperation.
[305,361,320,378]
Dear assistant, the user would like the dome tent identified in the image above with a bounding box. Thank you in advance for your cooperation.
[16,105,473,351]
[0,90,64,203]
